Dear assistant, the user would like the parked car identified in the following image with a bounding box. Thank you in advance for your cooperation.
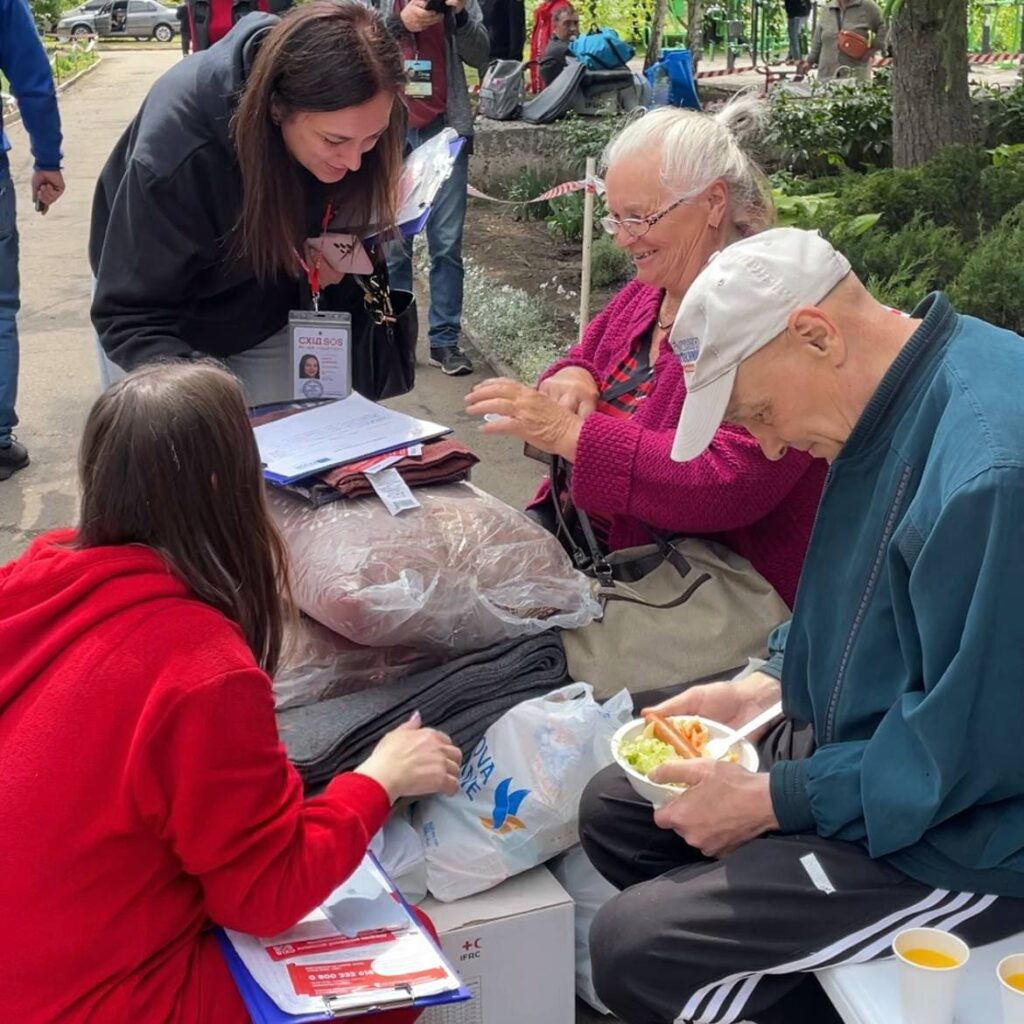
[53,0,108,37]
[88,0,178,41]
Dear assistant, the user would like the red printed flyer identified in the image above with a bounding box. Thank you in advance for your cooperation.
[223,855,467,1018]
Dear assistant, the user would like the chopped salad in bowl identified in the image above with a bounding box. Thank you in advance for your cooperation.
[612,713,760,807]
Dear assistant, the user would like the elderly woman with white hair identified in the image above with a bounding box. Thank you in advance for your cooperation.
[466,100,825,608]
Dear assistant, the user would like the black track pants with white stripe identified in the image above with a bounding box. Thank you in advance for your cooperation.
[580,764,1024,1024]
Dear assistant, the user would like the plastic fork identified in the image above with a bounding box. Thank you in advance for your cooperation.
[704,701,785,761]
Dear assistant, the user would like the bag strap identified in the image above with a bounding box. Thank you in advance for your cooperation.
[600,330,655,404]
[352,246,396,328]
[549,457,601,575]
[551,456,709,604]
[602,565,711,609]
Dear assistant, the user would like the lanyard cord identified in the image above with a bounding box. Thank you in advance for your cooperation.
[294,201,335,312]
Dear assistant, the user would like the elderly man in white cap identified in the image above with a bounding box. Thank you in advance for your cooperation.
[578,227,1024,1024]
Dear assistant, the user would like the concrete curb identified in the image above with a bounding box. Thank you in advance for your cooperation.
[3,55,103,128]
[56,55,103,95]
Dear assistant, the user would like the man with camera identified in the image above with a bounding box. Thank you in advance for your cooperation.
[382,0,488,376]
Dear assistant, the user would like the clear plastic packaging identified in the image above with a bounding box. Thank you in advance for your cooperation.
[273,615,437,711]
[267,483,600,654]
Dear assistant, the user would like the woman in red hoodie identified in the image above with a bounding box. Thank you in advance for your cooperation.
[0,362,461,1023]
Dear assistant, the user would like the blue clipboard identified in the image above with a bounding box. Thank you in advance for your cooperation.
[365,136,467,245]
[216,855,470,1022]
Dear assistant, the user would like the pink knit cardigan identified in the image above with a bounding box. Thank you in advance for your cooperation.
[531,281,827,607]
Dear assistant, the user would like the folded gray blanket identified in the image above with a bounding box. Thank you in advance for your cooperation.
[277,631,569,789]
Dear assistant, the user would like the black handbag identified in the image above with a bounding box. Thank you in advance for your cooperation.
[317,249,417,402]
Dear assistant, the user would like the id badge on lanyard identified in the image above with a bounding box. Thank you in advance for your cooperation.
[290,309,353,401]
[403,23,433,100]
[405,58,433,98]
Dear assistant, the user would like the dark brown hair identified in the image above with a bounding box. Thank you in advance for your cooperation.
[231,0,407,283]
[76,363,292,675]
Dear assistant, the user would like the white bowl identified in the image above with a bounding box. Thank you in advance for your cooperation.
[611,715,761,808]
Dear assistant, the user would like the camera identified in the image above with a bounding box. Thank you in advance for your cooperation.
[424,0,448,12]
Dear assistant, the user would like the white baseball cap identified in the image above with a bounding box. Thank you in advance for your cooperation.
[668,228,852,463]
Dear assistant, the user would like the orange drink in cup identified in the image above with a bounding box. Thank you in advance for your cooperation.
[892,927,970,1024]
[998,954,1024,1024]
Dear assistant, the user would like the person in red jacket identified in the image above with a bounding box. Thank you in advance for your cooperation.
[465,100,826,607]
[0,361,461,1024]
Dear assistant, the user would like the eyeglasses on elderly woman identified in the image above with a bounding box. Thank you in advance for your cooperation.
[599,192,698,240]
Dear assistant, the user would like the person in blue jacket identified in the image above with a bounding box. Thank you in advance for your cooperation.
[580,228,1024,1024]
[0,0,64,481]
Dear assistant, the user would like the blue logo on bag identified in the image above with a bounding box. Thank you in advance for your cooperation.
[479,777,530,833]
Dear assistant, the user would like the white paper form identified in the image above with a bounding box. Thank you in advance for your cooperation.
[254,393,450,484]
[225,857,463,1016]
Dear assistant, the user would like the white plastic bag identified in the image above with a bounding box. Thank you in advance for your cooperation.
[548,846,619,1015]
[267,483,600,655]
[413,683,632,902]
[369,815,428,906]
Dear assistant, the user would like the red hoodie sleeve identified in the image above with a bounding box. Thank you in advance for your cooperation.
[571,416,816,534]
[128,668,391,938]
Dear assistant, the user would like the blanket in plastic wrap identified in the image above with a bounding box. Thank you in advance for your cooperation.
[273,615,442,711]
[266,482,600,653]
[277,631,570,790]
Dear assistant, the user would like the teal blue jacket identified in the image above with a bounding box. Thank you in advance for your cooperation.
[768,293,1024,897]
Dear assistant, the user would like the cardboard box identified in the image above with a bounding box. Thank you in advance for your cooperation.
[419,867,576,1024]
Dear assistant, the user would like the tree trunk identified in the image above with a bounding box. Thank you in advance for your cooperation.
[687,0,704,72]
[891,0,972,168]
[645,0,668,70]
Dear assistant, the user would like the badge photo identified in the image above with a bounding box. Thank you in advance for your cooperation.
[404,59,433,98]
[290,310,353,401]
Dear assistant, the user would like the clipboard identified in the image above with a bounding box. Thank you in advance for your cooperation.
[364,133,467,245]
[217,854,470,1022]
[251,394,451,486]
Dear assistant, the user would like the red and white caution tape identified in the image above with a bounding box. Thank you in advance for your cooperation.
[697,49,1021,79]
[695,64,759,78]
[968,51,1022,63]
[467,175,605,205]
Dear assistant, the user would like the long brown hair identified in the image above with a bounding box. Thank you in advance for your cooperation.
[76,363,292,675]
[231,0,407,283]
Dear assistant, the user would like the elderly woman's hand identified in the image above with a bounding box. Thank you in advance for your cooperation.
[465,378,585,462]
[538,367,600,417]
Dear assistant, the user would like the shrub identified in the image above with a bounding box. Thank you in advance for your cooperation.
[503,168,557,222]
[766,74,893,175]
[979,148,1024,230]
[461,260,566,383]
[589,236,633,289]
[546,191,607,243]
[768,73,1024,177]
[988,83,1024,147]
[553,112,633,174]
[836,147,986,238]
[949,204,1024,335]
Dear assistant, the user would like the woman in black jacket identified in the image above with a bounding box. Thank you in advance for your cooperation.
[90,0,405,405]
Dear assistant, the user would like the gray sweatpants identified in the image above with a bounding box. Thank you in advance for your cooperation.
[96,328,294,408]
[580,723,1024,1024]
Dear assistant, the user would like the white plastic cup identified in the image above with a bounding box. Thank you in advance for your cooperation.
[892,927,970,1024]
[997,953,1024,1024]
